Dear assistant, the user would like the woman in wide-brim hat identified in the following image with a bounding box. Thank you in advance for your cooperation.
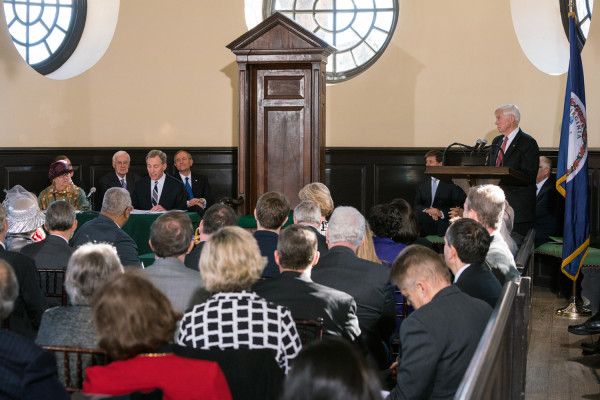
[38,160,90,211]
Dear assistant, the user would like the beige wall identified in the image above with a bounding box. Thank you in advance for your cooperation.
[0,0,597,148]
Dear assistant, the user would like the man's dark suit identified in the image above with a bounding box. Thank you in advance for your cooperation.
[487,129,540,235]
[389,285,492,400]
[535,176,563,247]
[131,174,187,211]
[298,224,329,256]
[184,241,205,271]
[173,173,215,216]
[312,246,395,369]
[0,246,46,340]
[98,171,139,203]
[454,263,502,308]
[252,271,361,340]
[71,214,141,267]
[414,178,466,236]
[254,230,280,278]
[0,329,69,400]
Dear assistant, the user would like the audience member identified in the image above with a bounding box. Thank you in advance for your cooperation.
[413,150,466,236]
[501,200,519,256]
[39,160,90,211]
[177,226,302,374]
[254,191,290,278]
[184,204,238,271]
[131,149,187,211]
[388,245,492,399]
[0,204,46,340]
[253,225,361,340]
[356,221,384,265]
[486,104,540,236]
[3,186,45,252]
[368,204,406,264]
[312,206,395,369]
[97,151,139,201]
[145,211,208,313]
[535,156,562,247]
[71,187,141,267]
[389,198,433,248]
[444,218,502,307]
[293,200,328,256]
[83,272,232,399]
[298,182,334,235]
[173,150,215,216]
[21,200,76,307]
[281,337,382,400]
[0,260,69,400]
[463,185,520,285]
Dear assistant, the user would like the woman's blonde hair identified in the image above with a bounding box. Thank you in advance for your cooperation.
[200,226,266,292]
[298,182,334,217]
[356,222,385,265]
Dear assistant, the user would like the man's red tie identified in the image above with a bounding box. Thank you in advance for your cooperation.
[496,136,508,167]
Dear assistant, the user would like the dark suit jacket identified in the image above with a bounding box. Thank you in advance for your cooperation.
[414,178,466,236]
[71,214,141,267]
[98,171,139,203]
[254,230,280,278]
[454,263,502,308]
[0,246,46,340]
[184,241,205,271]
[252,271,361,340]
[390,285,492,400]
[173,172,215,215]
[0,330,69,400]
[486,129,540,228]
[302,224,328,256]
[535,176,563,246]
[312,246,395,368]
[131,174,187,211]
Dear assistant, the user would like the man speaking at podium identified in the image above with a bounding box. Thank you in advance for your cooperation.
[486,104,539,236]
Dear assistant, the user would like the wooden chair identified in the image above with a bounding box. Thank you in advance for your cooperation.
[42,345,107,392]
[391,287,410,360]
[294,318,324,345]
[37,267,68,306]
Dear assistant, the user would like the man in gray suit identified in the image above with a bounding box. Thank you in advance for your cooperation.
[144,211,207,312]
[388,245,492,400]
[463,184,520,286]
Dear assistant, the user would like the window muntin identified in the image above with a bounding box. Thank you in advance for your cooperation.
[561,0,593,48]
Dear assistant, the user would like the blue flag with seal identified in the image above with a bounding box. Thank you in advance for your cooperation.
[556,11,589,281]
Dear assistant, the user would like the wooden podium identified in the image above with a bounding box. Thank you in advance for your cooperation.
[425,166,528,194]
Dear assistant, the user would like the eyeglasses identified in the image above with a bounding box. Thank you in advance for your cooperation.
[115,161,130,166]
[175,157,190,163]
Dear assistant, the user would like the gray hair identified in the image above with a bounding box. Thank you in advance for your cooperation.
[146,149,167,164]
[327,206,366,249]
[294,200,321,225]
[45,200,76,231]
[465,185,505,231]
[101,187,132,215]
[540,156,552,169]
[495,104,521,124]
[112,151,130,164]
[66,243,124,305]
[0,260,18,319]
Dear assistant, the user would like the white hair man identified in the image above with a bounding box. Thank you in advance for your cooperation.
[97,151,140,206]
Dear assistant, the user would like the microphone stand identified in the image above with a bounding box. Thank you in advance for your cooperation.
[442,142,474,166]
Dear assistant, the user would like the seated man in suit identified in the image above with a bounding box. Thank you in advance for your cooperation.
[413,150,466,236]
[463,184,519,286]
[293,200,328,256]
[252,225,360,341]
[173,150,215,216]
[98,151,139,203]
[254,192,290,278]
[72,187,142,267]
[444,218,502,308]
[0,204,47,340]
[21,200,77,307]
[144,211,208,313]
[388,245,492,399]
[0,260,69,400]
[312,206,395,370]
[535,156,562,247]
[184,204,238,271]
[131,149,187,211]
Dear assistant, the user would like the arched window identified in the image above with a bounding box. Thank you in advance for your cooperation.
[264,0,399,83]
[3,0,87,75]
[560,0,593,48]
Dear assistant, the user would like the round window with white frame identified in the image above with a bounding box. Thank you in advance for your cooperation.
[262,0,399,83]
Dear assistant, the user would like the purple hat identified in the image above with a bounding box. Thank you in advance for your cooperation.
[48,160,73,181]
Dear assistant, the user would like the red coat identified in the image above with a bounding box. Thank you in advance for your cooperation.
[83,353,231,400]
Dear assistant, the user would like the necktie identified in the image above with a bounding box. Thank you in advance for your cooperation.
[151,181,159,207]
[430,178,438,208]
[120,178,127,190]
[185,177,194,200]
[496,136,508,167]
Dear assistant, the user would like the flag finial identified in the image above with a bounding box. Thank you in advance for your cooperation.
[569,0,576,18]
